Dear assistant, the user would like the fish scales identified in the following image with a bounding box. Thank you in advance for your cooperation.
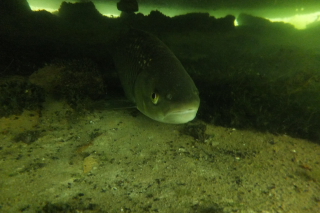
[113,29,174,101]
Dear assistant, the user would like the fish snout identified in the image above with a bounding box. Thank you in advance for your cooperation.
[163,105,199,124]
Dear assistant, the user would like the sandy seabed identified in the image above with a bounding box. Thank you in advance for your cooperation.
[0,98,319,213]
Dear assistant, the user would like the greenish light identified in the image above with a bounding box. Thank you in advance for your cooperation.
[27,0,320,29]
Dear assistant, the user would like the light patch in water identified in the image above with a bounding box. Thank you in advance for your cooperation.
[268,11,320,29]
[28,1,320,30]
[29,5,56,12]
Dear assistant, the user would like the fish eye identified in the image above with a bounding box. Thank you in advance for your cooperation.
[151,92,159,104]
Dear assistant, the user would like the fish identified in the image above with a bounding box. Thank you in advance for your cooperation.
[112,29,200,124]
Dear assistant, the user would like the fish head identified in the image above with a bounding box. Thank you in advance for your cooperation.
[133,62,200,124]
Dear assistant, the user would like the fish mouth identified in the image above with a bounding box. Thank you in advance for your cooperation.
[163,108,198,124]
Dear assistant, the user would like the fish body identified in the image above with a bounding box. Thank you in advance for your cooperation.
[112,29,200,124]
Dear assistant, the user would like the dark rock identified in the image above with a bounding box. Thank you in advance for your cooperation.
[0,76,45,117]
[217,14,236,31]
[142,11,234,32]
[237,13,270,27]
[306,18,320,31]
[14,130,41,144]
[0,0,31,15]
[237,13,294,31]
[29,59,107,110]
[117,0,138,13]
[172,13,235,32]
[58,1,103,22]
[183,123,210,142]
